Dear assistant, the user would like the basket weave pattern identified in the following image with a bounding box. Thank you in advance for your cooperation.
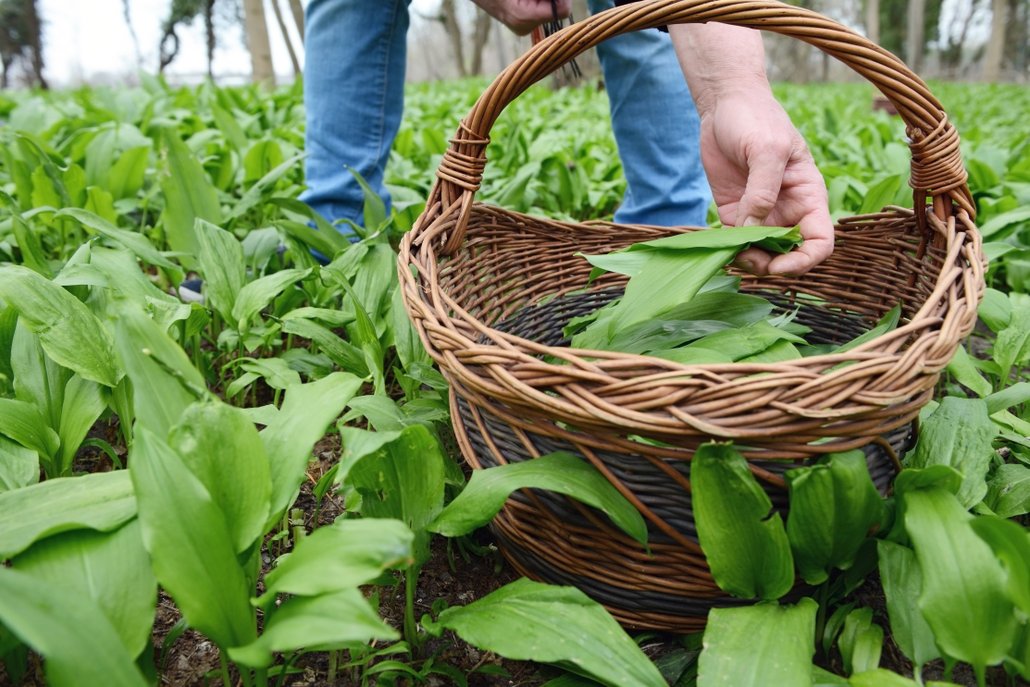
[399,0,985,631]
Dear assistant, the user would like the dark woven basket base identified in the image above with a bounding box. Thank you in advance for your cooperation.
[452,289,912,632]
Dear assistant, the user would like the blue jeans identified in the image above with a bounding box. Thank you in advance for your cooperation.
[301,0,711,230]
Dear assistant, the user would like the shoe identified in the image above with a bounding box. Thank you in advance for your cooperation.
[177,278,205,304]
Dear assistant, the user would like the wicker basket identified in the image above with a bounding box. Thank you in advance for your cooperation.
[398,0,985,632]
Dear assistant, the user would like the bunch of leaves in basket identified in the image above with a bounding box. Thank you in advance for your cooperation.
[566,225,899,362]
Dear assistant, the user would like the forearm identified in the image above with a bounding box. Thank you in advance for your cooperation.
[668,24,769,114]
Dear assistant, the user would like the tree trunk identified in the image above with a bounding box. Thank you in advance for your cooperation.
[270,0,301,76]
[468,8,492,75]
[243,0,276,86]
[905,0,926,71]
[288,0,304,43]
[1003,0,1028,76]
[204,0,215,79]
[24,0,46,88]
[982,0,1008,81]
[440,0,468,77]
[864,0,880,44]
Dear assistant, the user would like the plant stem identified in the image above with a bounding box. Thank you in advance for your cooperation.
[404,566,420,653]
[218,651,233,687]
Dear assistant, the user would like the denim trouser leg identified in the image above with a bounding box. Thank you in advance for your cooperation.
[301,0,410,229]
[587,0,711,227]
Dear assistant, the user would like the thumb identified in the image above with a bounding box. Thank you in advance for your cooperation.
[736,145,789,226]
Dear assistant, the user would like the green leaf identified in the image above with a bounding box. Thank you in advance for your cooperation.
[56,374,107,476]
[0,435,38,493]
[280,317,369,375]
[11,321,68,430]
[54,208,176,270]
[985,382,1030,415]
[978,288,1011,332]
[984,463,1030,519]
[229,588,397,669]
[859,174,903,214]
[10,213,51,277]
[904,397,996,509]
[838,608,883,676]
[194,219,246,322]
[110,303,209,437]
[230,153,304,220]
[979,206,1030,239]
[833,304,901,355]
[258,518,413,602]
[430,578,665,687]
[698,599,817,687]
[0,470,136,559]
[344,423,447,564]
[168,402,271,554]
[130,427,256,648]
[876,540,940,670]
[158,128,222,258]
[969,516,1030,616]
[0,398,59,463]
[946,345,992,397]
[633,225,801,252]
[429,452,647,546]
[995,294,1030,383]
[785,451,885,585]
[900,484,1017,674]
[231,268,310,332]
[106,146,149,200]
[690,443,794,600]
[849,670,962,687]
[0,265,122,387]
[260,373,364,526]
[0,567,148,687]
[12,521,156,658]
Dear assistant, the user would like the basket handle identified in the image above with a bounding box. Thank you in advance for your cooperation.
[428,0,974,256]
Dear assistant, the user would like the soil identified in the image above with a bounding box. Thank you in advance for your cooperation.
[1,423,1026,686]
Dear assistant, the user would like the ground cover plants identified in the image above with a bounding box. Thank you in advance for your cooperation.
[0,75,1027,686]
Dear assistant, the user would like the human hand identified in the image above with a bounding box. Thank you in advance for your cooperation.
[471,0,571,35]
[697,89,834,276]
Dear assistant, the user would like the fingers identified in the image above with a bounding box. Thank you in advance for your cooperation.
[766,206,835,276]
[736,141,791,227]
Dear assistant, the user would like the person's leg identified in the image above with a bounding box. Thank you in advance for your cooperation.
[587,0,711,227]
[301,0,411,230]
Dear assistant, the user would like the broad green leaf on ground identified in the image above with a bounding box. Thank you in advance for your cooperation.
[10,213,50,277]
[0,265,122,386]
[904,397,996,508]
[0,435,38,492]
[12,521,156,658]
[229,588,397,669]
[110,303,209,438]
[56,374,107,476]
[130,427,256,649]
[229,153,305,220]
[984,464,1030,518]
[158,127,222,257]
[231,267,310,332]
[429,452,647,547]
[698,599,816,687]
[876,540,941,670]
[260,373,364,526]
[344,423,447,565]
[0,567,148,687]
[11,322,69,430]
[995,294,1030,384]
[946,345,992,397]
[0,471,136,559]
[849,670,962,687]
[690,443,794,600]
[838,608,883,676]
[0,398,59,464]
[53,208,176,269]
[258,518,413,603]
[281,317,369,375]
[785,451,885,585]
[969,516,1030,616]
[900,483,1017,676]
[985,382,1030,415]
[977,288,1011,333]
[427,578,665,687]
[194,219,246,323]
[168,402,271,554]
[979,206,1030,239]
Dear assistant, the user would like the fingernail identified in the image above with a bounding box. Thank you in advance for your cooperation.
[742,216,761,227]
